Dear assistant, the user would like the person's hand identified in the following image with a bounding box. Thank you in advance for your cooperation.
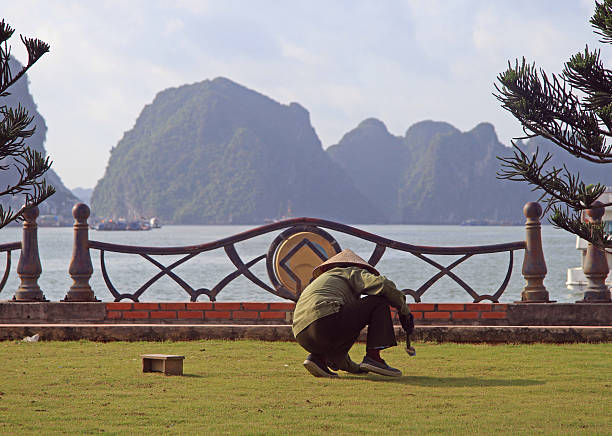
[399,312,414,335]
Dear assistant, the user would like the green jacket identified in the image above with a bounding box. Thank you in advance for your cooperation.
[292,266,411,337]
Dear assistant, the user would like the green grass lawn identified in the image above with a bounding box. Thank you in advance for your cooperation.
[0,340,610,435]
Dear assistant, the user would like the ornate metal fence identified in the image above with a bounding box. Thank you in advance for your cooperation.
[7,202,611,303]
[0,241,20,294]
[58,203,549,304]
[8,202,587,303]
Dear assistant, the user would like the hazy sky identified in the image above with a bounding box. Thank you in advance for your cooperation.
[3,0,601,190]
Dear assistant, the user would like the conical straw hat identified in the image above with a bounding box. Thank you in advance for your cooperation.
[312,249,379,279]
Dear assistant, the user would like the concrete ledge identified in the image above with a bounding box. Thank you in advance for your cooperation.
[0,302,107,323]
[505,303,612,326]
[1,324,612,343]
[0,324,295,342]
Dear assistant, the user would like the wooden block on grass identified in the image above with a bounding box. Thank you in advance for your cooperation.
[142,354,185,376]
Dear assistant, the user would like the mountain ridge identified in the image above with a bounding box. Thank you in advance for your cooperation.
[84,77,611,225]
[91,77,382,224]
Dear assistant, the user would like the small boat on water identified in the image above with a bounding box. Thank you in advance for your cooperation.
[95,219,151,231]
[566,187,612,291]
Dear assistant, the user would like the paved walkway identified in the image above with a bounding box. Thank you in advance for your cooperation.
[1,324,612,343]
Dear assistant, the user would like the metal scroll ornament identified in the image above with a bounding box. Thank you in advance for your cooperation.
[266,226,341,299]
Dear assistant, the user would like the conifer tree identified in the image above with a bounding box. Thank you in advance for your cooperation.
[495,1,612,248]
[0,19,54,228]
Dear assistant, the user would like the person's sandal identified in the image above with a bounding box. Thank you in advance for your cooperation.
[303,354,339,378]
[359,355,402,377]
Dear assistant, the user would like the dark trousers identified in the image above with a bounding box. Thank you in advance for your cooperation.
[295,295,397,363]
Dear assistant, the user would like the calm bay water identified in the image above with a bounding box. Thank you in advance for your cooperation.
[0,224,581,303]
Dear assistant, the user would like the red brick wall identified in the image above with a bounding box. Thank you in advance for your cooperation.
[105,302,508,325]
[105,302,296,324]
[390,303,508,325]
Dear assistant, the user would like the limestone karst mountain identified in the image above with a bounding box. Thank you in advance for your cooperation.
[1,58,78,221]
[91,77,611,225]
[329,119,531,224]
[398,122,533,224]
[327,118,408,221]
[328,118,612,224]
[91,77,382,224]
[71,187,93,205]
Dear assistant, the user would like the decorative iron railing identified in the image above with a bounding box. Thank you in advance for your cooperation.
[0,241,20,294]
[87,218,525,303]
[13,202,599,304]
[55,202,549,304]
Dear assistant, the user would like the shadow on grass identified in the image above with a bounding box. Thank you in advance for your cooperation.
[344,375,545,387]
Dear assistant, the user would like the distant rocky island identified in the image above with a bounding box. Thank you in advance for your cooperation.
[327,118,535,224]
[71,187,93,205]
[11,71,609,226]
[90,77,612,225]
[91,78,380,224]
[1,58,78,222]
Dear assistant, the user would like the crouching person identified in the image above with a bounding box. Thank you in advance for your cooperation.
[292,249,411,378]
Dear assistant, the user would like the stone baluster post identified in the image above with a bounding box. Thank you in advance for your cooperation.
[14,206,45,301]
[520,202,550,302]
[579,201,611,302]
[63,203,97,302]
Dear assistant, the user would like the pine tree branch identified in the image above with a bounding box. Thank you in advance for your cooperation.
[497,143,608,211]
[0,27,49,96]
[0,105,36,142]
[0,148,53,197]
[0,19,55,229]
[495,59,612,163]
[0,179,55,229]
[591,0,612,43]
[0,204,21,228]
[550,206,611,248]
[0,19,14,44]
[496,2,612,249]
[563,47,612,110]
